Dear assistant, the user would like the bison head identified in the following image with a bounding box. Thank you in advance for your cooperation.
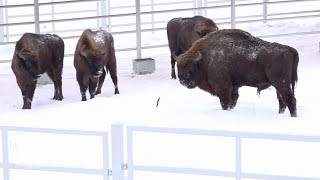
[18,48,40,80]
[173,51,203,89]
[80,47,105,79]
[195,18,219,38]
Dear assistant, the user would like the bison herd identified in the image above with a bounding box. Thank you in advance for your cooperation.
[10,15,299,117]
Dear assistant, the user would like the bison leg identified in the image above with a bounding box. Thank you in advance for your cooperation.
[95,68,106,95]
[107,63,119,94]
[22,82,36,109]
[47,70,63,101]
[275,86,297,117]
[216,87,232,110]
[277,91,287,114]
[230,87,240,109]
[171,55,177,79]
[89,79,99,99]
[76,72,89,101]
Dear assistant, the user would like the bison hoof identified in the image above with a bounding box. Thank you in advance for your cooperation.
[278,107,286,114]
[22,105,31,110]
[115,88,119,94]
[171,75,176,79]
[290,112,298,117]
[81,97,87,101]
[95,90,101,95]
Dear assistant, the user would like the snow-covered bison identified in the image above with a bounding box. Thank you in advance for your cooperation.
[167,16,219,79]
[74,29,119,101]
[11,33,64,109]
[174,29,299,117]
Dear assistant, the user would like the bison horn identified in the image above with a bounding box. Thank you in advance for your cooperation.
[172,51,178,61]
[194,51,202,62]
[80,50,88,58]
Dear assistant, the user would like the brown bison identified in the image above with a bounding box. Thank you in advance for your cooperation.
[167,15,219,79]
[11,33,64,109]
[74,29,119,101]
[174,29,299,117]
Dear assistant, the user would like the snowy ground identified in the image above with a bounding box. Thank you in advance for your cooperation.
[0,17,320,180]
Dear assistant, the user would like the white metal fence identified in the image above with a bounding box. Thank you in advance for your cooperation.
[1,124,320,180]
[0,0,320,62]
[0,126,111,180]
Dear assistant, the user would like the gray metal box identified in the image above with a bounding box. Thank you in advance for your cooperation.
[132,58,155,75]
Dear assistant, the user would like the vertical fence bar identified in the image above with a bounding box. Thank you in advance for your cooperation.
[102,133,110,180]
[2,128,9,180]
[4,0,8,42]
[107,0,111,32]
[230,0,236,29]
[263,0,268,23]
[34,0,40,34]
[101,0,107,30]
[135,0,142,59]
[0,0,4,42]
[127,127,134,180]
[151,0,154,33]
[235,137,242,180]
[51,0,55,33]
[193,0,197,16]
[197,0,203,16]
[112,124,124,180]
[203,0,207,17]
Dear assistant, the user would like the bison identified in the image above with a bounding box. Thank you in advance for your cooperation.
[11,33,65,109]
[74,29,119,101]
[167,15,219,79]
[174,29,299,117]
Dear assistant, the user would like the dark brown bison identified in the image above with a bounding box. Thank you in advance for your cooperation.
[174,29,299,117]
[11,33,64,109]
[74,29,119,101]
[167,15,218,79]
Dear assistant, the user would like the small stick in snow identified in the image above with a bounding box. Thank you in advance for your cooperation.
[156,97,160,108]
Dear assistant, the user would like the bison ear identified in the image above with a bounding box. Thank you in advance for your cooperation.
[18,48,33,61]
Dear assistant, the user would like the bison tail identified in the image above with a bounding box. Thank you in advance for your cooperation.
[290,47,299,95]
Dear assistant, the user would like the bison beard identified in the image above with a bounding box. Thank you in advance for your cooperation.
[167,16,219,79]
[11,33,64,109]
[74,29,119,101]
[175,29,299,117]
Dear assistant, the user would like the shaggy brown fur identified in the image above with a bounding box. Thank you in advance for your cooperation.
[175,29,299,117]
[74,29,119,101]
[11,33,64,109]
[167,16,218,79]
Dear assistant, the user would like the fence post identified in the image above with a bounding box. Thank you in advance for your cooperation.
[235,137,242,180]
[263,0,268,23]
[111,124,124,180]
[151,0,154,33]
[230,0,236,29]
[197,0,203,16]
[100,0,107,30]
[4,0,8,42]
[102,133,110,180]
[2,128,9,180]
[203,0,207,17]
[51,0,55,33]
[0,0,4,42]
[135,0,142,59]
[34,0,40,34]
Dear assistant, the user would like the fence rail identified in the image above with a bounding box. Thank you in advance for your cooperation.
[126,125,320,180]
[0,0,319,62]
[0,126,110,180]
[1,124,320,180]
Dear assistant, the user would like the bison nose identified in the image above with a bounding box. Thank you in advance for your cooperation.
[179,80,188,87]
